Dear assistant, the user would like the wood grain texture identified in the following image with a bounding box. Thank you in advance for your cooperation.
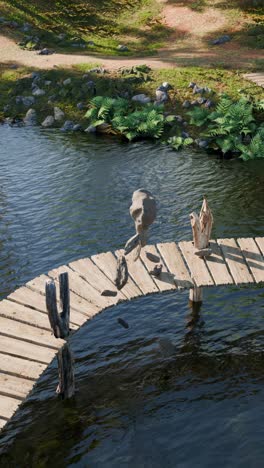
[217,238,254,285]
[178,241,214,287]
[205,240,234,285]
[157,242,193,288]
[0,316,64,349]
[48,265,106,311]
[0,373,34,400]
[92,252,142,299]
[0,353,46,380]
[140,245,176,292]
[255,237,264,256]
[0,299,51,331]
[0,395,21,419]
[26,274,96,323]
[237,238,264,284]
[69,258,125,304]
[0,418,7,429]
[0,335,57,364]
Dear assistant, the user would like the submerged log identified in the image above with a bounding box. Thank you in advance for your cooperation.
[46,272,70,339]
[56,343,75,399]
[190,197,213,250]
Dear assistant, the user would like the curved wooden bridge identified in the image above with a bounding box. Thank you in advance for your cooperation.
[0,236,263,432]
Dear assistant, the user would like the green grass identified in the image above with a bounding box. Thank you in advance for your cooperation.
[0,0,169,56]
[1,63,263,130]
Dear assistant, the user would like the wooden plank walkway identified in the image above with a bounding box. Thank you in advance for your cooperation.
[0,237,263,432]
[243,73,264,88]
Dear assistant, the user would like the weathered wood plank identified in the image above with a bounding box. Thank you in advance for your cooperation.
[255,237,264,256]
[140,245,176,292]
[0,316,64,349]
[0,418,7,429]
[48,265,106,311]
[0,353,45,380]
[0,373,34,400]
[0,299,51,331]
[205,240,234,286]
[0,395,21,419]
[217,238,254,285]
[157,242,193,288]
[8,286,79,329]
[116,249,159,295]
[26,274,95,320]
[91,252,142,299]
[237,238,264,284]
[69,258,126,304]
[0,335,56,364]
[178,241,214,287]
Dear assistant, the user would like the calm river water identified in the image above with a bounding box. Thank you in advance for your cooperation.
[0,125,264,467]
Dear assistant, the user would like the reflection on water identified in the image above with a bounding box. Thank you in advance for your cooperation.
[0,126,264,467]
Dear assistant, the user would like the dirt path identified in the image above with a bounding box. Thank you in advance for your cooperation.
[0,1,262,71]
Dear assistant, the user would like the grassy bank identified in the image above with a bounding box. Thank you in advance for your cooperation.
[1,63,263,123]
[0,0,168,56]
[0,62,263,159]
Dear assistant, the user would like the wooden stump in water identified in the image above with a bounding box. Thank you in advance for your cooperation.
[189,197,213,304]
[56,343,75,399]
[46,272,75,398]
[190,197,213,250]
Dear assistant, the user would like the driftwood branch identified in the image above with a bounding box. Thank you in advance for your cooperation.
[56,343,75,399]
[190,197,213,250]
[115,255,128,290]
[46,272,70,339]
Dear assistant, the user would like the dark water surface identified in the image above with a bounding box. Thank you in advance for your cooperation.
[0,126,264,467]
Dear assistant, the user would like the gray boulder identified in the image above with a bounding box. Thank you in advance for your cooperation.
[54,107,65,121]
[38,48,53,55]
[22,96,35,107]
[60,120,74,132]
[182,100,191,108]
[57,33,66,40]
[117,44,129,52]
[193,85,204,94]
[73,124,82,131]
[87,41,95,46]
[77,102,85,110]
[132,94,151,104]
[212,35,231,45]
[205,99,213,108]
[85,125,97,133]
[63,78,71,86]
[32,87,46,97]
[41,116,55,127]
[24,108,37,126]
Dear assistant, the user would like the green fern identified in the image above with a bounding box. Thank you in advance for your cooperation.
[168,136,194,151]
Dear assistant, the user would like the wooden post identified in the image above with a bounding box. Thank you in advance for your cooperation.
[189,287,203,303]
[190,196,213,250]
[56,343,75,399]
[46,272,70,339]
[189,197,213,304]
[46,272,75,399]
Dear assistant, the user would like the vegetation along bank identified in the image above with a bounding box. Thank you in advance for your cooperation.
[1,63,264,161]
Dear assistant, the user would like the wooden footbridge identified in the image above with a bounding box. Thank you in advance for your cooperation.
[244,73,264,89]
[0,194,263,433]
